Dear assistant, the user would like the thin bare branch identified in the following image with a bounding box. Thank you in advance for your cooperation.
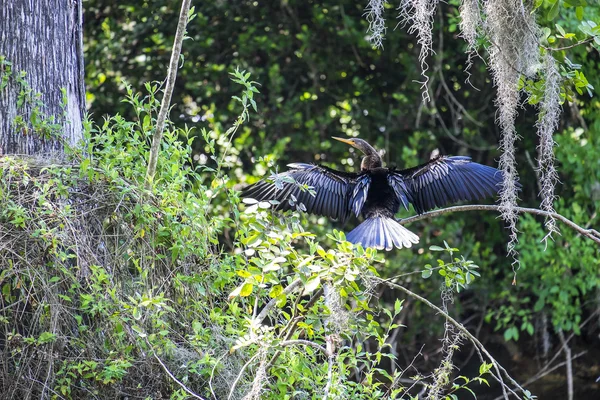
[548,37,595,51]
[254,278,302,325]
[144,0,193,189]
[265,288,325,370]
[150,345,207,400]
[228,352,261,400]
[323,337,336,399]
[280,339,328,355]
[376,278,527,398]
[491,351,587,400]
[397,204,600,246]
[558,331,574,400]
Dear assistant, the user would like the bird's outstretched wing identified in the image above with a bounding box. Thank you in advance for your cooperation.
[390,156,504,214]
[242,163,367,222]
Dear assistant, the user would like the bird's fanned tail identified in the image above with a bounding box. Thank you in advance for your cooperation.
[346,216,419,251]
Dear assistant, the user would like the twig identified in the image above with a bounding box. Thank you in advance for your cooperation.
[280,339,327,355]
[437,69,485,128]
[386,344,426,397]
[150,344,207,400]
[228,352,260,400]
[530,300,600,379]
[265,288,324,370]
[278,337,335,398]
[376,278,528,398]
[549,37,595,51]
[491,351,587,400]
[472,344,511,399]
[524,150,542,193]
[323,336,336,400]
[397,204,600,246]
[497,307,599,400]
[25,378,67,400]
[209,352,227,400]
[558,331,574,400]
[253,278,302,325]
[144,0,193,189]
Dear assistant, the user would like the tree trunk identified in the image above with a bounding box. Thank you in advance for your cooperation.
[0,0,85,155]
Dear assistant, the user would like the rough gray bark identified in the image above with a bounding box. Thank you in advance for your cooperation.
[0,0,85,155]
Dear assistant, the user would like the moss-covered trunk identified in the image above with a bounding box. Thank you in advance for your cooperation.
[0,0,85,155]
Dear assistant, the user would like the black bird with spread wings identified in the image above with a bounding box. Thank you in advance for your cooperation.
[243,137,504,251]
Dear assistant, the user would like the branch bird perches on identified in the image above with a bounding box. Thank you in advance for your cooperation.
[243,137,509,251]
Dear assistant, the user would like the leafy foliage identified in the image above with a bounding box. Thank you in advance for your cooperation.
[1,0,599,398]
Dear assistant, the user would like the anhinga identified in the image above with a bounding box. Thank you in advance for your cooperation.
[243,137,504,251]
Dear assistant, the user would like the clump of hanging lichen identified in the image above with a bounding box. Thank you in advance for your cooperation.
[398,0,440,101]
[536,52,562,242]
[459,0,482,82]
[365,0,388,48]
[363,0,563,268]
[484,0,541,268]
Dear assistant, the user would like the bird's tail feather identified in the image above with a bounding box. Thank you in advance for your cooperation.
[346,216,419,251]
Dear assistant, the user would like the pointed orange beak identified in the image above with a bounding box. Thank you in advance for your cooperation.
[332,136,356,147]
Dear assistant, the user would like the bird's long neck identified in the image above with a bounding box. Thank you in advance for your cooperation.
[360,143,382,170]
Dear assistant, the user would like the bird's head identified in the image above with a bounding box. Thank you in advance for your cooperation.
[332,137,377,156]
[333,136,382,170]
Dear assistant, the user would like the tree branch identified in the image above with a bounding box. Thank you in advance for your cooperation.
[490,309,598,400]
[150,343,207,400]
[491,351,587,400]
[144,0,193,189]
[323,335,336,399]
[397,204,600,246]
[265,288,325,370]
[549,37,596,51]
[228,352,261,400]
[253,278,302,326]
[375,278,528,399]
[280,339,327,355]
[558,331,574,400]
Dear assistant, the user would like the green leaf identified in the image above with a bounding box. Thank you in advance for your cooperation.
[429,245,444,251]
[504,327,514,341]
[579,21,595,36]
[479,362,492,375]
[269,284,283,298]
[38,331,57,344]
[462,386,477,399]
[526,323,534,336]
[548,0,561,21]
[534,297,545,312]
[304,276,320,293]
[421,269,433,279]
[276,294,287,308]
[236,270,251,278]
[240,282,253,297]
[394,299,403,314]
[564,0,586,6]
[576,6,584,20]
[542,27,552,42]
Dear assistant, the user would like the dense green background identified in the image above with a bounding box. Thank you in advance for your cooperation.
[82,0,600,397]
